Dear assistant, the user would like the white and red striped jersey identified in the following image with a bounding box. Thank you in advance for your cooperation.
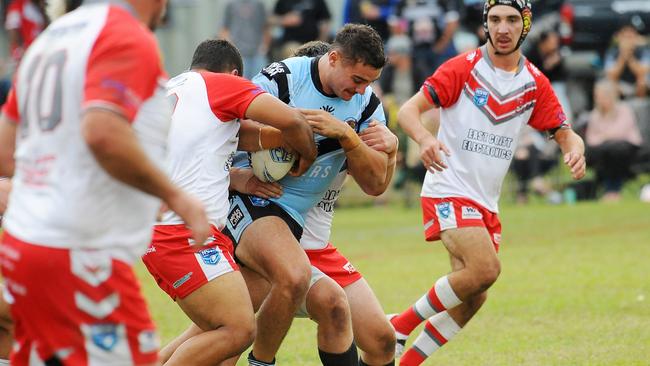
[1,3,170,263]
[420,46,567,212]
[160,71,264,228]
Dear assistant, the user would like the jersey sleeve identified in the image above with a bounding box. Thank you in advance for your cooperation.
[200,72,265,122]
[357,91,386,133]
[421,50,477,108]
[1,85,19,123]
[83,9,164,123]
[527,64,568,132]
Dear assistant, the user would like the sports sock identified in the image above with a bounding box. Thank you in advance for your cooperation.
[248,352,275,366]
[318,342,358,366]
[399,311,461,366]
[359,358,395,366]
[390,275,461,336]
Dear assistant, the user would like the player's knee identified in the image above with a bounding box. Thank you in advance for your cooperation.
[310,286,350,332]
[476,260,501,291]
[277,265,311,302]
[228,320,256,353]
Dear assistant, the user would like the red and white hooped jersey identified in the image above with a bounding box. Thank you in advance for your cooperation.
[1,3,170,263]
[420,46,567,212]
[160,71,264,228]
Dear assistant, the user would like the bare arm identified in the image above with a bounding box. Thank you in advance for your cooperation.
[245,94,316,176]
[0,116,17,177]
[553,127,586,180]
[301,109,388,196]
[82,109,210,243]
[0,178,11,214]
[359,121,399,193]
[238,119,284,152]
[229,167,282,199]
[397,91,450,172]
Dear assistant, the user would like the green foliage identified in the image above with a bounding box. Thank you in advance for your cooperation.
[137,200,650,365]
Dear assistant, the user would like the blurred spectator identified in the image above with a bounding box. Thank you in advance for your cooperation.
[511,126,559,203]
[586,80,643,202]
[221,0,271,80]
[604,23,650,98]
[461,0,485,44]
[273,0,331,49]
[526,29,573,121]
[344,0,399,41]
[392,0,459,86]
[4,0,46,63]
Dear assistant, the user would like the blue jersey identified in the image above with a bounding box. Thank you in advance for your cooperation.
[252,56,386,226]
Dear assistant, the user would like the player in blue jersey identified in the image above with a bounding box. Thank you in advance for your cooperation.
[223,24,389,366]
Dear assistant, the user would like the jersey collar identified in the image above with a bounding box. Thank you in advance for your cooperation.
[480,45,526,76]
[310,57,338,99]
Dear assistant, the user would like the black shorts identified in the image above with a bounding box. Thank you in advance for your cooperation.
[223,192,303,247]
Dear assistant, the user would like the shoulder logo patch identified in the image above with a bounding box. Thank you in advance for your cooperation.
[261,62,290,80]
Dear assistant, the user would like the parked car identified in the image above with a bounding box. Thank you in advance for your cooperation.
[559,0,650,55]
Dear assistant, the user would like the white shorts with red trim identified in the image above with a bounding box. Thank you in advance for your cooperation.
[142,224,238,300]
[0,231,159,366]
[305,243,363,288]
[421,197,502,252]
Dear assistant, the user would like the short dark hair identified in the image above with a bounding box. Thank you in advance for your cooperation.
[331,24,386,69]
[293,41,331,58]
[190,39,244,75]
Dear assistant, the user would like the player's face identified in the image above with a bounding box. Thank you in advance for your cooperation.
[328,52,381,101]
[487,6,523,54]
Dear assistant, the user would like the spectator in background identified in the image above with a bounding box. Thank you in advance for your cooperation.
[586,80,643,202]
[511,126,559,204]
[221,0,271,79]
[526,29,573,121]
[273,0,331,54]
[344,0,399,41]
[604,23,650,98]
[392,0,459,87]
[4,0,46,63]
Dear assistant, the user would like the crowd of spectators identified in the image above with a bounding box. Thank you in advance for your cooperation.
[0,0,648,204]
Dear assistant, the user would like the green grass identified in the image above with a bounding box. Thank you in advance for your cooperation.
[137,200,650,365]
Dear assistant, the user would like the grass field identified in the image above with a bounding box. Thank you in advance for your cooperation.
[138,200,650,366]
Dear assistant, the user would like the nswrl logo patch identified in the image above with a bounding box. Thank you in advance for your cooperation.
[199,247,221,266]
[437,202,452,219]
[473,88,489,107]
[90,324,119,351]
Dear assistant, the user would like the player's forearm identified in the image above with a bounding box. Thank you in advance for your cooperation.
[238,120,284,152]
[82,110,180,203]
[554,128,584,156]
[345,133,389,196]
[0,117,17,177]
[398,101,434,145]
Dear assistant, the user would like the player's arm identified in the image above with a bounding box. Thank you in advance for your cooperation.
[359,121,399,192]
[553,127,586,180]
[0,116,17,177]
[229,167,283,199]
[243,94,317,175]
[238,119,284,152]
[82,109,210,244]
[397,91,450,172]
[301,108,388,196]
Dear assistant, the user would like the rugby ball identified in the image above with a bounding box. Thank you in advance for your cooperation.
[251,147,296,182]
